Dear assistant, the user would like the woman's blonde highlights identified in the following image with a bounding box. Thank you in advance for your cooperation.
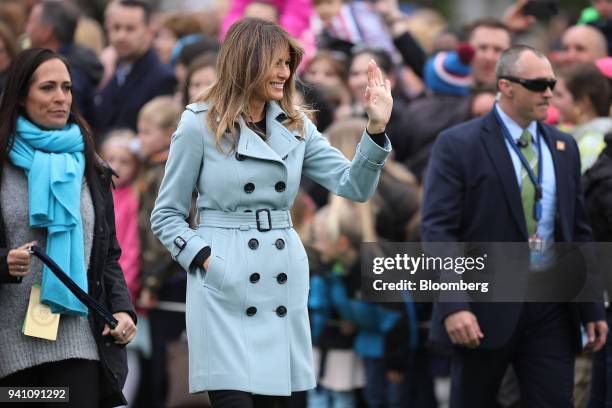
[196,18,306,152]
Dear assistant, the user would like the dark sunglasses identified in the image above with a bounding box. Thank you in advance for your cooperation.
[500,76,557,92]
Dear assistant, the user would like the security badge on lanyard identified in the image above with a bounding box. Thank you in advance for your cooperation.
[494,107,545,265]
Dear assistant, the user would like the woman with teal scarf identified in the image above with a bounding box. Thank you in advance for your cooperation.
[0,48,136,407]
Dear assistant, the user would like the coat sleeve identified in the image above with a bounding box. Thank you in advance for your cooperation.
[421,130,471,319]
[301,118,391,202]
[150,109,207,272]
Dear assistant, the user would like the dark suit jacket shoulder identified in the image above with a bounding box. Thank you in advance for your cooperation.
[95,48,177,137]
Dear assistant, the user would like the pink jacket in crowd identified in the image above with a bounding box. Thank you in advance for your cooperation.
[220,0,313,40]
[112,185,141,302]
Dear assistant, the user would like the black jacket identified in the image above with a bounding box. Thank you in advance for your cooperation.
[94,48,177,138]
[60,43,104,129]
[0,160,136,408]
[583,134,612,242]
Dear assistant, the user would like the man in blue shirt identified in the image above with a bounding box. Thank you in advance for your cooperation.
[422,45,607,407]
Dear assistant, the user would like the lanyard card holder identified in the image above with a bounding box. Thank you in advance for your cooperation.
[22,283,60,341]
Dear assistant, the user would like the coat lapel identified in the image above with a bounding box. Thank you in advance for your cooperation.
[235,102,301,163]
[236,116,283,163]
[265,102,301,160]
[480,111,528,239]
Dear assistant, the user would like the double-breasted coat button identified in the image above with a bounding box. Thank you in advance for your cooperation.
[246,306,257,316]
[250,273,260,283]
[275,181,286,192]
[275,239,285,250]
[244,183,255,193]
[276,306,287,317]
[235,152,246,161]
[276,273,287,284]
[248,238,259,250]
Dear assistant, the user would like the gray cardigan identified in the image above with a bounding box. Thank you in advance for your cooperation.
[0,162,99,379]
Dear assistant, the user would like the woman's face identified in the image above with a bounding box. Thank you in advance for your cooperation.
[348,53,373,105]
[304,58,342,88]
[102,143,139,188]
[252,47,291,105]
[24,58,72,129]
[188,66,217,101]
[552,77,576,123]
[153,27,176,65]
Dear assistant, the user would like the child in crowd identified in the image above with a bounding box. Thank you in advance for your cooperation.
[135,96,186,406]
[101,129,141,302]
[100,129,142,406]
[182,52,218,107]
[308,197,369,408]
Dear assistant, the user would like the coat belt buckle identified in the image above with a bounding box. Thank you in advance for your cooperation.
[256,209,272,232]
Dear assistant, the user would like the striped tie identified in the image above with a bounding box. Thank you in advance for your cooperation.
[519,129,538,236]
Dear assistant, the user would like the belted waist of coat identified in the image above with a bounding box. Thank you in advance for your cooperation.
[198,209,293,231]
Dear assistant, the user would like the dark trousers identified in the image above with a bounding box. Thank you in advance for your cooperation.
[148,274,187,408]
[208,390,290,408]
[588,308,612,408]
[449,303,575,408]
[0,358,100,408]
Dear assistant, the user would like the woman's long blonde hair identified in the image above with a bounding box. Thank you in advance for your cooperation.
[196,18,305,152]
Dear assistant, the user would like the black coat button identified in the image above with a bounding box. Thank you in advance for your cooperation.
[235,152,246,161]
[246,306,257,316]
[277,273,287,284]
[275,239,285,250]
[250,273,260,283]
[276,306,287,317]
[244,183,255,193]
[275,181,286,192]
[248,238,259,250]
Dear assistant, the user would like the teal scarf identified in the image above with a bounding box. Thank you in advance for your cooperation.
[9,116,88,316]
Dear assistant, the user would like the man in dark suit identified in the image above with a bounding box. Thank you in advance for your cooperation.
[422,45,608,407]
[95,0,176,139]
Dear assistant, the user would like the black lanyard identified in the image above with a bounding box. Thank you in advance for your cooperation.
[29,245,118,329]
[493,106,544,227]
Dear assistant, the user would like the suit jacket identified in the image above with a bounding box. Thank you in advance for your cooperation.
[94,48,176,138]
[421,109,605,350]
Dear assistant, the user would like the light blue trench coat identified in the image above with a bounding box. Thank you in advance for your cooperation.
[151,101,391,396]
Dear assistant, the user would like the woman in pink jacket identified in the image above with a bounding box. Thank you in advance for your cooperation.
[220,0,313,40]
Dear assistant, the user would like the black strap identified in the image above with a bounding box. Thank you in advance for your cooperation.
[29,245,118,329]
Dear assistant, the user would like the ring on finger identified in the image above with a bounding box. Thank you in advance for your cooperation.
[20,265,24,271]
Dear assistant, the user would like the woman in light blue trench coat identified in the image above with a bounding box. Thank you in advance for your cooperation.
[151,18,393,407]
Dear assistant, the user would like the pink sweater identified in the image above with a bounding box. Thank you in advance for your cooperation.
[220,0,313,40]
[112,184,141,303]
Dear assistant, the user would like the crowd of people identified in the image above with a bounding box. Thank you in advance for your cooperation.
[0,0,611,407]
